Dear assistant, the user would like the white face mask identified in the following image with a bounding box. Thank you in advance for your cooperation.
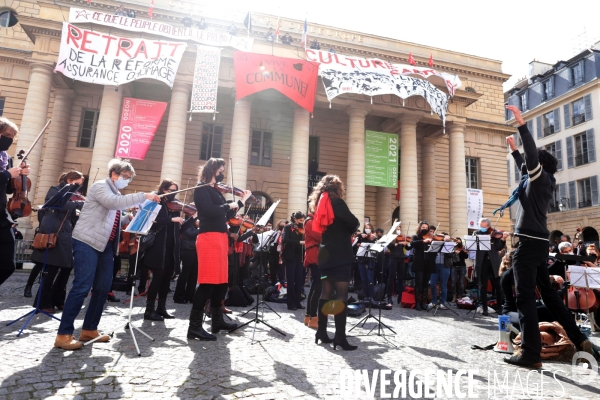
[114,177,130,189]
[364,229,372,234]
[396,230,401,235]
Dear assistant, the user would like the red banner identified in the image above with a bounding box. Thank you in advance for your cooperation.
[233,51,319,113]
[114,97,167,160]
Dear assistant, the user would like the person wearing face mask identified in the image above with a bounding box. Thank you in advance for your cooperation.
[268,219,287,286]
[29,171,85,313]
[406,221,433,311]
[547,241,574,279]
[0,117,31,288]
[356,223,377,301]
[54,159,160,350]
[385,226,407,307]
[140,179,183,321]
[173,214,199,304]
[473,217,506,316]
[187,158,252,341]
[283,211,307,311]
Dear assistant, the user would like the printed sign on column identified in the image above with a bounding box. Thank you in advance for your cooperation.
[190,45,221,114]
[365,130,399,188]
[114,97,168,160]
[466,189,484,230]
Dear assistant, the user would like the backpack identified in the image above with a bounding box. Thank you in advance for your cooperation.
[225,287,254,307]
[347,303,366,316]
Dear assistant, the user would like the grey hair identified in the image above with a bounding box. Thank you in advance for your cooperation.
[479,217,491,227]
[107,159,135,178]
[558,242,572,253]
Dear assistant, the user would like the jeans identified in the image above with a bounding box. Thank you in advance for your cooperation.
[451,265,466,298]
[58,239,114,335]
[0,225,15,286]
[284,257,304,308]
[430,264,450,304]
[513,236,587,361]
[358,258,374,299]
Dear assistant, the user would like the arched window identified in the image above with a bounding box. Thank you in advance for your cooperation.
[0,10,18,28]
[549,230,563,247]
[582,227,599,244]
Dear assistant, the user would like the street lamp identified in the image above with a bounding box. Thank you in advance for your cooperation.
[558,197,570,211]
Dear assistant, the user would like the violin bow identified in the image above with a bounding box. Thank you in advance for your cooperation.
[491,213,502,232]
[181,177,191,220]
[157,183,212,197]
[16,119,51,165]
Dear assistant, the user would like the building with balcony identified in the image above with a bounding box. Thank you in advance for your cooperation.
[505,45,600,246]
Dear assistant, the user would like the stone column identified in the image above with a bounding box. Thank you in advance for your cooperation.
[421,137,438,224]
[89,85,124,182]
[160,83,191,185]
[448,123,468,238]
[14,63,53,230]
[376,186,392,230]
[346,107,369,227]
[35,89,74,207]
[398,115,420,230]
[228,98,252,195]
[287,107,310,215]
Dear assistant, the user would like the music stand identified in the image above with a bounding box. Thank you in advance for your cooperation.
[229,202,286,343]
[568,265,600,332]
[83,200,160,355]
[6,183,80,336]
[464,234,492,318]
[426,241,459,316]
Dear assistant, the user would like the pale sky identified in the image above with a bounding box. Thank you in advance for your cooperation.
[203,0,600,91]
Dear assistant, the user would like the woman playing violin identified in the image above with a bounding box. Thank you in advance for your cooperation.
[450,238,469,302]
[282,211,306,311]
[385,225,408,308]
[187,158,252,341]
[406,221,433,311]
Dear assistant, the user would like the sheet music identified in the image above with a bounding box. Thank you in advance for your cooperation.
[427,241,444,253]
[125,200,161,234]
[442,242,456,253]
[464,235,491,251]
[357,243,376,258]
[254,230,277,250]
[255,200,280,227]
[569,265,600,289]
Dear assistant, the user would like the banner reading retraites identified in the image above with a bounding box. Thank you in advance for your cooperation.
[190,45,221,117]
[305,49,455,126]
[466,189,484,230]
[365,130,399,188]
[54,23,187,87]
[234,51,319,113]
[69,8,253,51]
[114,98,168,160]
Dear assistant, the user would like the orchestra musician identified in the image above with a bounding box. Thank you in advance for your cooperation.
[268,220,287,286]
[282,211,306,311]
[54,159,159,350]
[310,175,360,351]
[386,225,407,308]
[173,214,199,304]
[474,217,507,316]
[356,223,377,301]
[187,158,251,341]
[304,213,322,329]
[406,221,433,311]
[0,117,30,288]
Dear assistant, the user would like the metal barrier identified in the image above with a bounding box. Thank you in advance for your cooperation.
[14,239,34,264]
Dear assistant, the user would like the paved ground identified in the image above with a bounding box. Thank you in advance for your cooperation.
[1,270,599,399]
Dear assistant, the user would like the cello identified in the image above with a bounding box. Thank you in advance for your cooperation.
[7,119,51,218]
[566,229,599,313]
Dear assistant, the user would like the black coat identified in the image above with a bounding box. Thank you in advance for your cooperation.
[30,183,84,268]
[407,235,437,273]
[194,183,242,233]
[318,198,360,270]
[180,217,199,250]
[143,197,181,271]
[0,155,14,228]
[282,224,303,260]
[387,241,406,259]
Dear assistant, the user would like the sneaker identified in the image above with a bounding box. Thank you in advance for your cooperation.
[439,303,447,310]
[427,302,435,310]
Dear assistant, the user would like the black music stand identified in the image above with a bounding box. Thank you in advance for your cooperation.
[230,229,286,343]
[426,241,459,316]
[6,183,80,336]
[465,234,492,318]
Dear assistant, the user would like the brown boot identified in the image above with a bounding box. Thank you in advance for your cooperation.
[308,316,318,329]
[304,316,310,326]
[79,330,110,343]
[54,334,83,350]
[221,300,232,314]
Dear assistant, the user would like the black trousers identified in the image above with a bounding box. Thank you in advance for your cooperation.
[513,237,588,361]
[284,257,304,308]
[174,248,198,303]
[414,270,431,302]
[26,262,43,287]
[479,257,503,311]
[306,263,322,317]
[387,258,406,299]
[33,263,71,309]
[0,225,15,286]
[110,255,121,292]
[269,251,284,285]
[146,253,174,303]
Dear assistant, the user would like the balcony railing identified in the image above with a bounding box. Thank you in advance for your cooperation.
[579,199,592,209]
[575,154,590,167]
[573,114,586,126]
[543,126,555,136]
[548,205,561,213]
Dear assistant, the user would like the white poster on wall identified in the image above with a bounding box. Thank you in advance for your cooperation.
[466,189,484,230]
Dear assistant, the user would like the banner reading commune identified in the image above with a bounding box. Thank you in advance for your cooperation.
[55,23,187,87]
[69,8,253,51]
[114,97,168,160]
[365,130,399,188]
[233,51,319,113]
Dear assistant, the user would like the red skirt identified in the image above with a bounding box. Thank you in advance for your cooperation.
[197,232,229,284]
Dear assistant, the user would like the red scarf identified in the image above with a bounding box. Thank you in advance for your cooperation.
[313,192,334,233]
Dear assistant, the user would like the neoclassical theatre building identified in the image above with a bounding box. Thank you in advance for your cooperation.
[1,0,515,239]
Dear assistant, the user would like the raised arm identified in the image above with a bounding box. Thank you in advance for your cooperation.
[506,105,542,181]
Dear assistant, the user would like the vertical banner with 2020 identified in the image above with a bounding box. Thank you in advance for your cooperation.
[365,130,398,188]
[190,45,221,115]
[466,189,484,230]
[114,98,167,160]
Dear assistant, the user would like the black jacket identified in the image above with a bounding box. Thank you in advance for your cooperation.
[282,224,303,260]
[387,241,406,259]
[407,235,436,273]
[180,217,199,250]
[0,155,14,228]
[318,198,360,270]
[143,197,181,271]
[194,183,243,234]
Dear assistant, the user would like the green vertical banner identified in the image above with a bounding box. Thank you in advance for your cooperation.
[365,130,399,188]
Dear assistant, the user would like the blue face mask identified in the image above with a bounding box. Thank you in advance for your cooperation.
[479,227,488,233]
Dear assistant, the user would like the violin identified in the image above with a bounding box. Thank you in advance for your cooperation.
[396,234,412,243]
[422,232,445,241]
[70,192,86,202]
[484,227,511,239]
[214,182,260,204]
[292,223,305,235]
[166,200,197,217]
[229,215,255,230]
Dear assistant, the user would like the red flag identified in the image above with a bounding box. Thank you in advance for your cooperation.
[408,52,416,66]
[148,0,154,19]
[87,0,91,4]
[428,54,434,68]
[275,17,280,42]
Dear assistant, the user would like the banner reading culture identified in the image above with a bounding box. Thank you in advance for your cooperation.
[54,23,187,87]
[305,49,454,126]
[233,51,319,113]
[114,98,168,161]
[69,8,253,51]
[365,130,399,188]
[466,189,484,230]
